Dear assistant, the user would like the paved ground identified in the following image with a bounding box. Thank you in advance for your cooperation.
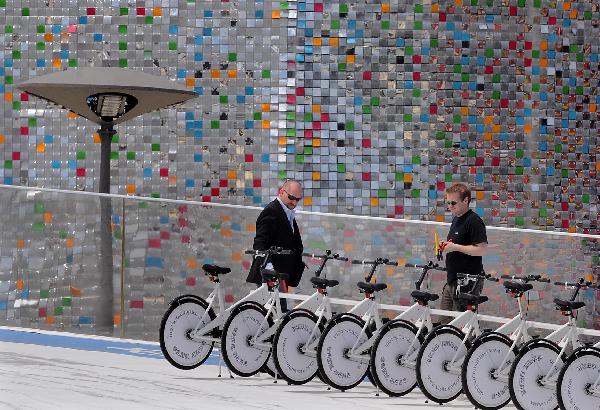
[0,327,515,409]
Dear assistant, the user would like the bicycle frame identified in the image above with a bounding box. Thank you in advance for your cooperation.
[247,283,284,351]
[394,301,432,368]
[491,292,533,381]
[189,280,270,343]
[298,290,333,355]
[538,309,586,387]
[347,295,383,363]
[444,308,483,374]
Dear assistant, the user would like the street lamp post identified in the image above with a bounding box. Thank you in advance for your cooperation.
[17,68,197,333]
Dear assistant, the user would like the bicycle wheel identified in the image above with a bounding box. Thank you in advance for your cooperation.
[557,346,600,410]
[159,295,216,370]
[273,309,322,385]
[317,313,371,391]
[509,339,564,410]
[221,301,273,377]
[462,332,514,409]
[416,325,469,404]
[370,319,422,396]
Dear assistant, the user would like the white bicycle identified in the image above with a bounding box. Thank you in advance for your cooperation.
[556,280,600,410]
[219,248,295,377]
[159,246,290,376]
[460,274,550,409]
[272,250,346,384]
[369,261,444,397]
[414,272,498,404]
[316,257,399,391]
[509,279,599,410]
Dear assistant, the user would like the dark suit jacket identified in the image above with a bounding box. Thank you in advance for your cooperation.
[246,199,305,287]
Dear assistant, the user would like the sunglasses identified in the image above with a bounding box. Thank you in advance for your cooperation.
[283,189,302,202]
[447,201,458,206]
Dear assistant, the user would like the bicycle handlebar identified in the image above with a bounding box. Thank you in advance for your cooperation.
[553,279,599,289]
[351,258,398,266]
[302,251,348,261]
[404,262,446,271]
[500,274,550,283]
[457,272,499,282]
[244,247,292,256]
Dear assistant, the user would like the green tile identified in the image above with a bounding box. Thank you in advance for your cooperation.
[303,146,313,155]
[168,41,177,50]
[62,297,72,307]
[32,222,45,231]
[295,154,304,164]
[363,105,372,114]
[145,16,153,24]
[34,203,45,213]
[5,25,13,33]
[127,151,135,160]
[119,58,128,68]
[337,163,346,173]
[411,189,420,198]
[40,289,49,299]
[22,7,29,16]
[261,70,271,79]
[119,25,127,34]
[412,155,421,165]
[228,52,237,62]
[346,121,354,131]
[4,160,12,169]
[304,113,312,121]
[516,149,524,158]
[210,120,220,129]
[331,20,340,29]
[151,143,161,151]
[150,192,161,198]
[378,189,387,198]
[582,194,589,204]
[395,172,403,181]
[539,208,548,217]
[110,152,119,160]
[37,42,45,51]
[54,306,63,315]
[413,21,422,30]
[253,112,261,120]
[36,24,45,33]
[76,151,86,160]
[412,89,421,97]
[68,59,77,67]
[12,50,21,59]
[119,41,127,50]
[119,7,128,15]
[516,216,524,226]
[28,118,37,127]
[219,95,228,103]
[415,4,423,13]
[370,96,380,106]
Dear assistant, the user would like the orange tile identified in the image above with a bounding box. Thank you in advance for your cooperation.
[211,70,220,78]
[43,212,53,224]
[231,252,241,262]
[66,238,74,248]
[227,70,236,78]
[221,228,232,237]
[272,10,281,19]
[70,286,81,297]
[0,134,4,144]
[36,143,45,153]
[186,258,198,269]
[313,37,322,46]
[313,138,321,147]
[153,7,162,16]
[227,170,237,179]
[185,78,195,87]
[432,4,440,13]
[17,279,23,290]
[68,111,78,119]
[261,103,270,112]
[261,119,270,129]
[381,4,390,13]
[312,104,321,113]
[524,123,533,134]
[4,92,12,102]
[44,33,53,42]
[346,54,356,64]
[113,314,121,326]
[343,243,353,253]
[303,196,313,206]
[46,316,55,324]
[126,184,136,194]
[329,37,339,47]
[312,171,321,180]
[17,239,24,249]
[371,197,379,207]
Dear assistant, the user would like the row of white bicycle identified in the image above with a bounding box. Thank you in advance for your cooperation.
[159,247,600,410]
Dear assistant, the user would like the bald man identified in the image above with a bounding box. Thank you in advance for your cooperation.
[246,179,306,311]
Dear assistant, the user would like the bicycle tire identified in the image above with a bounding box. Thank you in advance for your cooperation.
[220,301,273,377]
[416,324,469,403]
[557,346,600,410]
[159,294,216,370]
[462,331,514,409]
[370,319,422,396]
[509,338,564,410]
[316,313,371,391]
[273,309,322,385]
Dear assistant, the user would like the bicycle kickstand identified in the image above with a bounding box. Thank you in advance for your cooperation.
[218,354,234,379]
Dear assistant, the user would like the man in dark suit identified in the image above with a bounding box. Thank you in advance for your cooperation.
[246,179,305,311]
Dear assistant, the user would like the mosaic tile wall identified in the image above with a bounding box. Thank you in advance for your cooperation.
[0,187,597,339]
[0,1,598,234]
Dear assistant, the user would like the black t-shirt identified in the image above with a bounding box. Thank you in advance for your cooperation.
[445,209,487,284]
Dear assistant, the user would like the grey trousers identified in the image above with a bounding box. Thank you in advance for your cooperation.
[437,280,484,325]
